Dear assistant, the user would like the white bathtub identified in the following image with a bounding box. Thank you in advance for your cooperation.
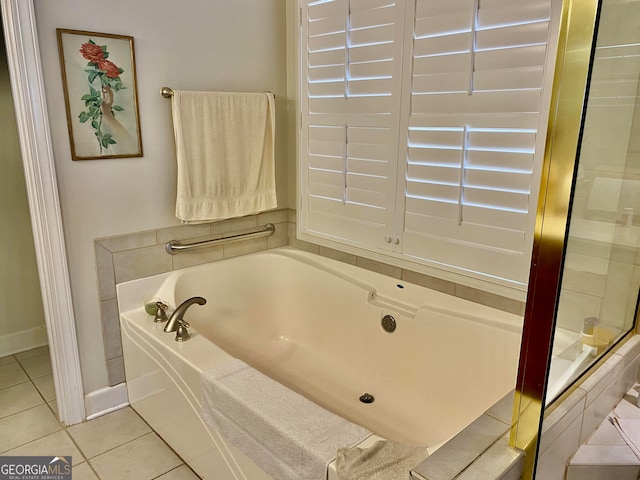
[117,247,523,479]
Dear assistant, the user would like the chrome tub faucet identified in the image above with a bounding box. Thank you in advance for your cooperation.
[164,296,207,333]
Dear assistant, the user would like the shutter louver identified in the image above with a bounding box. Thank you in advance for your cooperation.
[400,0,553,283]
[301,0,403,249]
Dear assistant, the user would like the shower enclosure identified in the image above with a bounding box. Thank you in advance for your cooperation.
[512,0,640,478]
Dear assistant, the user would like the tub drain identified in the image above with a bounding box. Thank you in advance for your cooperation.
[359,393,375,404]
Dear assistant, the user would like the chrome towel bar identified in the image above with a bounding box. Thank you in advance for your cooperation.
[166,223,275,255]
[160,86,275,99]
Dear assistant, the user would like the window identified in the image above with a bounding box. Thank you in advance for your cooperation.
[299,0,559,288]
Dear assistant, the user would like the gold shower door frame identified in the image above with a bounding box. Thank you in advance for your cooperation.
[509,0,600,478]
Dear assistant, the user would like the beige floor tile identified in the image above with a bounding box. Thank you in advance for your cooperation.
[0,382,44,418]
[70,462,99,480]
[156,464,201,479]
[68,406,151,459]
[18,353,53,380]
[0,362,29,389]
[3,430,85,465]
[0,404,62,452]
[33,374,56,402]
[89,432,182,480]
[0,355,17,366]
[48,400,58,418]
[15,345,49,361]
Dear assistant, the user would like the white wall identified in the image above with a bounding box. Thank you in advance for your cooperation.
[34,0,288,393]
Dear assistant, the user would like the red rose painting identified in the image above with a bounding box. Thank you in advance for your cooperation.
[77,39,126,153]
[57,29,142,160]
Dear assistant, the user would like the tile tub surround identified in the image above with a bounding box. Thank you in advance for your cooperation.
[96,208,525,387]
[536,334,640,480]
[95,209,290,385]
[411,391,524,480]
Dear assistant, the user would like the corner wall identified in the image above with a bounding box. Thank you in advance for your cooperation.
[0,24,46,355]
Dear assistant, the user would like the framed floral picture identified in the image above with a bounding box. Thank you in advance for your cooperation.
[56,29,143,160]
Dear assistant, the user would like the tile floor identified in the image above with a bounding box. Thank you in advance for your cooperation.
[0,346,201,479]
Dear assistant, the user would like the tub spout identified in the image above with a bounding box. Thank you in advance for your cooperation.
[164,296,207,333]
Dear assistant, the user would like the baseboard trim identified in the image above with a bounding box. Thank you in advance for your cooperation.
[0,326,48,357]
[84,383,129,420]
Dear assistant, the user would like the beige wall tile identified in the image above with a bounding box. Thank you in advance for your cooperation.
[257,208,289,225]
[267,222,289,249]
[454,284,524,316]
[100,299,122,360]
[96,230,158,253]
[156,224,212,244]
[171,244,224,270]
[356,256,402,279]
[95,243,116,301]
[223,237,268,259]
[106,357,125,386]
[318,246,357,265]
[402,269,456,296]
[113,245,173,284]
[212,215,259,234]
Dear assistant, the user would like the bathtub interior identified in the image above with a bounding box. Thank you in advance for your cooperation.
[118,247,524,476]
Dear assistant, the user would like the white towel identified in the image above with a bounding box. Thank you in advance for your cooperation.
[336,440,429,480]
[201,359,371,480]
[171,90,277,223]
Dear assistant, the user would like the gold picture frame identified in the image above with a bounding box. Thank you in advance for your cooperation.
[56,29,143,160]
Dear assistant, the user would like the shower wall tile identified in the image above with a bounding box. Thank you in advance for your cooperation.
[538,336,640,480]
[537,414,583,480]
[540,388,586,454]
[556,290,602,332]
[562,269,607,298]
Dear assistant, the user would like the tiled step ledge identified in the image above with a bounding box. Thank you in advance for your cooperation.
[566,386,640,480]
[537,335,640,479]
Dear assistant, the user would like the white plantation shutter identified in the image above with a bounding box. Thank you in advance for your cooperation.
[400,0,553,283]
[299,0,557,286]
[300,0,404,250]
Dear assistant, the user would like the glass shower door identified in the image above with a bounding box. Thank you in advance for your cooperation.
[547,0,640,403]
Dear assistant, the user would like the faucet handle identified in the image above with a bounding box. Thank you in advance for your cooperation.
[175,319,191,342]
[153,302,168,323]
